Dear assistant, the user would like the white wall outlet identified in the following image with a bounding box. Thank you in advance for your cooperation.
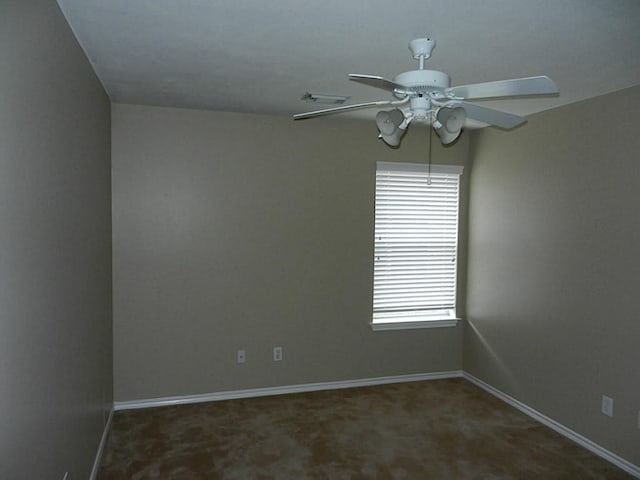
[237,349,246,364]
[601,395,614,417]
[273,346,282,361]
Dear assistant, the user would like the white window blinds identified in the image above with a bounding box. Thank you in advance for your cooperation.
[373,161,463,324]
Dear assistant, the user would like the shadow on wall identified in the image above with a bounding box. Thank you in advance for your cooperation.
[465,319,523,398]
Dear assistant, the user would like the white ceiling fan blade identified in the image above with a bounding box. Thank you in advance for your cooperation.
[293,100,396,120]
[349,74,405,93]
[446,76,559,100]
[458,102,527,129]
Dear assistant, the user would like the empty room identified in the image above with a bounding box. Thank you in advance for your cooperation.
[2,0,639,479]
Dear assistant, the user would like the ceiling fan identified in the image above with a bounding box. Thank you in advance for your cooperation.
[294,37,559,146]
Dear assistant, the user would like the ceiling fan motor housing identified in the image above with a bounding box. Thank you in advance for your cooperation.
[393,69,450,98]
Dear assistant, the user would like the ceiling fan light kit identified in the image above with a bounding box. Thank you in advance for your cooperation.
[375,109,408,147]
[294,37,559,148]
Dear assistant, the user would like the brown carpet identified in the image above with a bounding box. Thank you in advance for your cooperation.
[97,378,632,479]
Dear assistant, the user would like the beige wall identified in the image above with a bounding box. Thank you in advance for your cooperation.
[5,0,638,473]
[0,1,112,479]
[465,85,640,465]
[112,103,469,401]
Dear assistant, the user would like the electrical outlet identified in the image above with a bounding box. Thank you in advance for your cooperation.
[237,349,246,364]
[601,395,613,417]
[273,346,282,361]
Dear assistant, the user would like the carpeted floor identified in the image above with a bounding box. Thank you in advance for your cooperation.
[97,378,633,479]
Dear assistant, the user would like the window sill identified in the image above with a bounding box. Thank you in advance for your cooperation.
[370,318,460,331]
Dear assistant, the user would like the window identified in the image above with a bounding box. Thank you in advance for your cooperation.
[372,161,463,330]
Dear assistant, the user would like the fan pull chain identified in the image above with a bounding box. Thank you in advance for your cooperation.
[427,111,433,186]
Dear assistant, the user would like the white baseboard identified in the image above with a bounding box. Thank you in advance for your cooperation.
[463,372,640,479]
[114,370,464,411]
[89,406,114,480]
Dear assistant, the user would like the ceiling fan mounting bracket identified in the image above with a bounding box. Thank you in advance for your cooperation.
[409,38,436,62]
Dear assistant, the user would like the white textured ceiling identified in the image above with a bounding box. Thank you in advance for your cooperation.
[57,0,640,122]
